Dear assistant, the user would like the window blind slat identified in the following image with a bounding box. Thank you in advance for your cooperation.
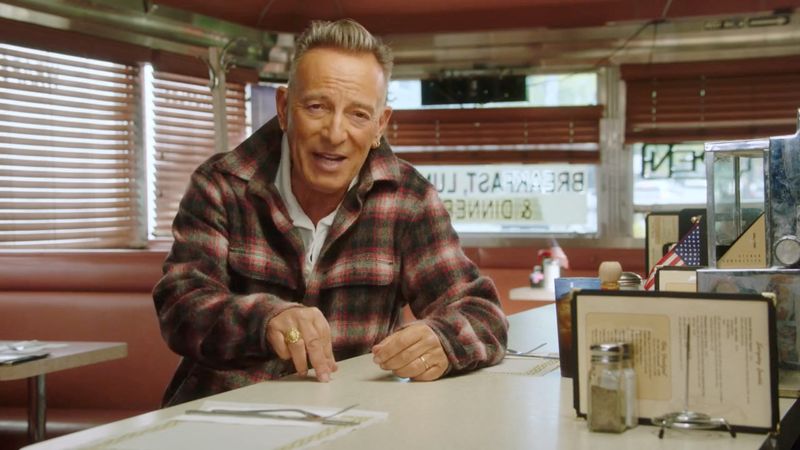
[0,176,131,188]
[0,80,134,104]
[0,146,130,160]
[154,118,215,130]
[0,226,134,242]
[0,90,134,113]
[0,125,130,141]
[1,136,130,151]
[0,113,130,131]
[0,208,132,220]
[0,158,129,170]
[399,149,600,165]
[0,67,134,93]
[0,168,130,179]
[0,199,131,209]
[0,101,133,121]
[0,44,134,75]
[0,43,139,248]
[0,217,134,232]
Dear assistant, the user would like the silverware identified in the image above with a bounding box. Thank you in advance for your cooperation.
[185,403,360,426]
[504,352,560,360]
[0,340,38,352]
[506,342,546,356]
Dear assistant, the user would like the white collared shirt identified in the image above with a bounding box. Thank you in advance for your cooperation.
[274,136,356,282]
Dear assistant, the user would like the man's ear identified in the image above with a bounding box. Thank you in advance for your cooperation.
[275,86,289,131]
[376,105,392,140]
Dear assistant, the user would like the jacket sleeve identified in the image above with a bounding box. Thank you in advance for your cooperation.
[152,167,299,369]
[399,186,508,373]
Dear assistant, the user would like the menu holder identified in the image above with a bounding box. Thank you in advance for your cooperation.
[655,266,697,292]
[571,289,778,434]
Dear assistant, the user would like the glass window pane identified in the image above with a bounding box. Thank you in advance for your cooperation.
[632,143,707,206]
[415,163,597,234]
[388,72,598,110]
[527,73,597,106]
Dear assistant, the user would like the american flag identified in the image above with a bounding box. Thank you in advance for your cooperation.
[643,221,702,290]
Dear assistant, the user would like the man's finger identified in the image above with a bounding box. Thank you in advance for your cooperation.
[267,327,291,360]
[372,325,424,364]
[302,310,336,382]
[288,336,309,376]
[377,339,427,371]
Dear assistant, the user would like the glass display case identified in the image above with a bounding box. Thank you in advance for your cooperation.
[704,112,800,268]
[704,138,768,267]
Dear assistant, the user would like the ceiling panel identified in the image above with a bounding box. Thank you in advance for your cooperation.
[154,0,799,34]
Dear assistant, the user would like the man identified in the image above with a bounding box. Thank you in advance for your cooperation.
[153,18,507,406]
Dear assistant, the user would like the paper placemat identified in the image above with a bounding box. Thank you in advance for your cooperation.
[484,356,560,376]
[78,402,387,450]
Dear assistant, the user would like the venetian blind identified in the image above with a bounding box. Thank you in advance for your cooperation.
[623,56,800,144]
[151,71,247,238]
[386,106,603,164]
[0,43,140,248]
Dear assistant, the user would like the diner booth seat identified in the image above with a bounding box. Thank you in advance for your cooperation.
[0,251,179,450]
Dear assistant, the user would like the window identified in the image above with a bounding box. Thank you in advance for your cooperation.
[0,43,251,248]
[387,73,600,236]
[630,142,707,238]
[0,43,141,248]
[624,56,800,238]
[147,69,248,238]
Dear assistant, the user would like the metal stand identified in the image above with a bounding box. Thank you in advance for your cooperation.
[27,374,46,442]
[651,324,736,439]
[652,410,736,438]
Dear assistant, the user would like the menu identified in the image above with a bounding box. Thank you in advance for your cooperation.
[572,290,777,433]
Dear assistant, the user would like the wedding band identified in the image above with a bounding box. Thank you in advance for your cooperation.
[284,328,301,345]
[419,355,430,371]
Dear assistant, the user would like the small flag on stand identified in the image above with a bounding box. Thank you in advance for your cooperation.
[643,221,703,290]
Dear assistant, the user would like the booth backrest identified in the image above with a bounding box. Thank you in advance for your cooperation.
[0,251,177,413]
[0,251,164,293]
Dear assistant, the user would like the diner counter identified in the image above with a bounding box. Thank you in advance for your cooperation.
[23,305,798,450]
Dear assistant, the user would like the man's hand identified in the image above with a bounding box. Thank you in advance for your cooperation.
[371,323,449,381]
[266,307,337,382]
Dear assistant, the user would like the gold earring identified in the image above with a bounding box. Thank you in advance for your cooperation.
[372,138,381,149]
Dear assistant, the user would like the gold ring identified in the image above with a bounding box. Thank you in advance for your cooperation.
[284,328,301,345]
[419,355,430,371]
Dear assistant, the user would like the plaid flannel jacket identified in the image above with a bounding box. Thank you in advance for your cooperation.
[153,118,508,406]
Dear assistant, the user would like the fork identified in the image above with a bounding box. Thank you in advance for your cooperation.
[185,403,360,426]
[506,342,546,356]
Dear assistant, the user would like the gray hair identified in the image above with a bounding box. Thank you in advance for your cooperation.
[289,19,393,92]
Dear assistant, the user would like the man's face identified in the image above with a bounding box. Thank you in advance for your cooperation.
[276,48,392,204]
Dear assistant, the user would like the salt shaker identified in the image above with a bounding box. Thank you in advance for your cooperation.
[587,342,630,433]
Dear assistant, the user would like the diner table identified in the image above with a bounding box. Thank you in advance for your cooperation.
[0,341,127,443]
[21,306,800,449]
[509,285,556,302]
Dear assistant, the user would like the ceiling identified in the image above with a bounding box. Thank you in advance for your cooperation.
[2,0,799,79]
[155,0,799,35]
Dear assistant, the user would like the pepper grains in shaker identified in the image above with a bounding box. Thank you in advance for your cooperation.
[587,342,637,433]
